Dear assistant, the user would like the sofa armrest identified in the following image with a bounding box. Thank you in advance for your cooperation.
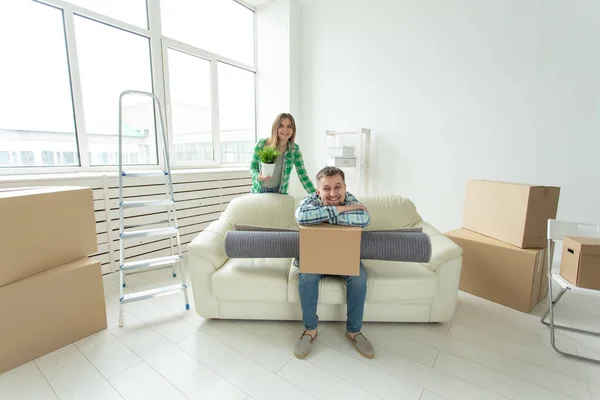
[422,234,463,272]
[186,219,233,319]
[187,219,232,272]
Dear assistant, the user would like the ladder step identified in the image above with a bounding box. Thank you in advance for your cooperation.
[120,199,174,208]
[121,255,182,272]
[120,226,178,239]
[122,171,168,177]
[120,284,186,304]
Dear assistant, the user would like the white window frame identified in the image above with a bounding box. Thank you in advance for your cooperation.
[161,37,257,169]
[1,0,258,175]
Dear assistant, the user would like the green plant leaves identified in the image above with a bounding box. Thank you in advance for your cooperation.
[257,145,281,164]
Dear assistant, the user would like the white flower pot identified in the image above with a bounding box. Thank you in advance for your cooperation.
[261,162,275,177]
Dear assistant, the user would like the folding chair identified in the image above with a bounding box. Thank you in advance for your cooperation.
[540,219,600,364]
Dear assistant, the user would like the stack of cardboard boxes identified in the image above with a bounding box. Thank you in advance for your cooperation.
[446,180,561,313]
[0,187,107,374]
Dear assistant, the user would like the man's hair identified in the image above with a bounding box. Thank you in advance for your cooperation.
[316,166,345,182]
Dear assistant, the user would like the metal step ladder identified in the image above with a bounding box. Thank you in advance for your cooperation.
[117,90,189,327]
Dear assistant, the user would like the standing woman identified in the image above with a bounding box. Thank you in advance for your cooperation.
[250,113,316,194]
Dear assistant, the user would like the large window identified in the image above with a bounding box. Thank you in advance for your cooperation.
[0,1,79,168]
[74,16,156,166]
[218,62,256,163]
[160,0,254,66]
[0,0,256,172]
[166,49,214,163]
[64,0,148,29]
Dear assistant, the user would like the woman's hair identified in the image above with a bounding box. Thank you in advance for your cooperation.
[266,113,296,147]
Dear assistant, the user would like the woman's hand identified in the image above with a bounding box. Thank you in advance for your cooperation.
[257,172,271,182]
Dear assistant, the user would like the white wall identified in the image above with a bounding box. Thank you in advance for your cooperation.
[295,0,600,234]
[256,0,291,140]
[256,0,309,196]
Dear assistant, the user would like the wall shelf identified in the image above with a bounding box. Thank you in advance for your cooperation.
[325,128,370,196]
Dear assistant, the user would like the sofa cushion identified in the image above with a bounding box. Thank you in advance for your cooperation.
[212,258,291,302]
[287,261,437,304]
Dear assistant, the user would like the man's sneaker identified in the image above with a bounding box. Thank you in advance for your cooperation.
[294,330,317,359]
[346,332,375,358]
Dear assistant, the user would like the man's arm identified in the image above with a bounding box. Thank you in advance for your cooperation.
[334,193,370,227]
[295,193,370,227]
[295,194,340,225]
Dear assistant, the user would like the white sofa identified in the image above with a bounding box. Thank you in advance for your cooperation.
[186,193,462,323]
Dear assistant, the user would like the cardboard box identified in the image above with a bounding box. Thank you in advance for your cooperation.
[463,180,560,248]
[0,186,97,287]
[446,228,549,313]
[299,224,362,276]
[560,236,600,290]
[0,257,107,374]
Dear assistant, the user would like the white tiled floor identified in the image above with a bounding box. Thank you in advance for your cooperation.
[2,269,600,400]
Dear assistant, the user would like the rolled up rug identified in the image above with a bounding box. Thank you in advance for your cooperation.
[224,230,431,263]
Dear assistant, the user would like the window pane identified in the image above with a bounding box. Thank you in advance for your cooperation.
[62,151,76,165]
[66,0,147,29]
[161,0,254,66]
[0,152,10,166]
[166,49,213,163]
[0,1,78,168]
[218,62,256,163]
[20,151,35,166]
[42,151,55,165]
[74,16,157,166]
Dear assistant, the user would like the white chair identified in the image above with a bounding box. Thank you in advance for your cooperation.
[540,219,600,364]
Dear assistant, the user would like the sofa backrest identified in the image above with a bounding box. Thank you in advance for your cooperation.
[361,194,422,230]
[219,193,422,230]
[220,193,298,229]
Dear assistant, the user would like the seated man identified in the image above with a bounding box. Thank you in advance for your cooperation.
[293,166,374,359]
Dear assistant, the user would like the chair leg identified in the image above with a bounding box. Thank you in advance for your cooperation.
[541,269,600,364]
[540,287,568,328]
[541,288,600,337]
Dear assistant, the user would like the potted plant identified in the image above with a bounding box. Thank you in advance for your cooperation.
[257,145,281,177]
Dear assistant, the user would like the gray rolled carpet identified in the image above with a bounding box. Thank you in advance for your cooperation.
[224,230,431,263]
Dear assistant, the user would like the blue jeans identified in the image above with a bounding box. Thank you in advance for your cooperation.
[298,262,367,333]
[259,186,280,193]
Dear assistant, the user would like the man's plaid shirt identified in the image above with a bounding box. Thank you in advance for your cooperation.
[250,138,316,195]
[295,192,370,227]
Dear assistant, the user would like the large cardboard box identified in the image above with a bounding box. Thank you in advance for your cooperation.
[299,224,362,276]
[560,236,600,290]
[446,228,549,313]
[0,257,107,374]
[463,180,560,248]
[0,186,97,287]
